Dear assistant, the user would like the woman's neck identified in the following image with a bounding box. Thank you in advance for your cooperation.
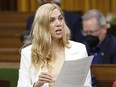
[52,40,64,52]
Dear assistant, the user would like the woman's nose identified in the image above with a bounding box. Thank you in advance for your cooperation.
[56,20,61,25]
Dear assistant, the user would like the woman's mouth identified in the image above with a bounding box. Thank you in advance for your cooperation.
[55,29,62,35]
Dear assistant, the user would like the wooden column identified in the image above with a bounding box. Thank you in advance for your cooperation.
[61,0,90,13]
[111,0,116,13]
[17,0,29,12]
[30,0,39,12]
[83,0,90,13]
[90,0,111,15]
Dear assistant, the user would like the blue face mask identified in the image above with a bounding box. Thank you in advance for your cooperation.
[85,35,99,49]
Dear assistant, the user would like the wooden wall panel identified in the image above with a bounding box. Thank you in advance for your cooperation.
[17,0,29,12]
[61,0,90,12]
[16,0,115,15]
[83,0,90,12]
[111,0,116,13]
[89,0,111,15]
[17,0,40,12]
[0,0,114,15]
[30,0,39,12]
[0,0,17,11]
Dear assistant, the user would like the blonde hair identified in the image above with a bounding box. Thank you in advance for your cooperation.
[24,3,70,71]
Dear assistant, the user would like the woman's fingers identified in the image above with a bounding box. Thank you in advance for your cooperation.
[39,72,53,82]
[35,72,53,86]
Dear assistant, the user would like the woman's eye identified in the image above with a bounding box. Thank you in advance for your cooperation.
[50,19,54,23]
[59,17,63,21]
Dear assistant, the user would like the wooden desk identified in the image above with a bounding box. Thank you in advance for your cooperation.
[91,64,116,87]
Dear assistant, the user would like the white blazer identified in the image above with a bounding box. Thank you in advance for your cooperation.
[17,41,92,87]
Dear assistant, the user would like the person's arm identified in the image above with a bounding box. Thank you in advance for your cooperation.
[17,49,34,87]
[17,48,53,87]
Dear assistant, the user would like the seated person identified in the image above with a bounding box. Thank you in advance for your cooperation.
[82,9,116,64]
[82,9,116,87]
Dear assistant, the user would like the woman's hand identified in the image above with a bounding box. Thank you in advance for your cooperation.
[34,72,53,87]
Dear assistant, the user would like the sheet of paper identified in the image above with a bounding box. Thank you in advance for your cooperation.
[54,56,93,87]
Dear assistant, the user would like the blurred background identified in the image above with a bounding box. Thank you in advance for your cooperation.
[0,0,116,87]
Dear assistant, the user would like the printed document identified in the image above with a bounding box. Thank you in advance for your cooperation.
[54,56,93,87]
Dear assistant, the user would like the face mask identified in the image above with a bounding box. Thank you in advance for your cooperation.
[85,35,99,49]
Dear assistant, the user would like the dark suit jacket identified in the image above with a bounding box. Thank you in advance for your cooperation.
[23,11,84,42]
[84,34,116,87]
[99,35,116,64]
[85,34,116,64]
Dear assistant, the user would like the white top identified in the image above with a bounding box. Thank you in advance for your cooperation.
[17,41,92,87]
